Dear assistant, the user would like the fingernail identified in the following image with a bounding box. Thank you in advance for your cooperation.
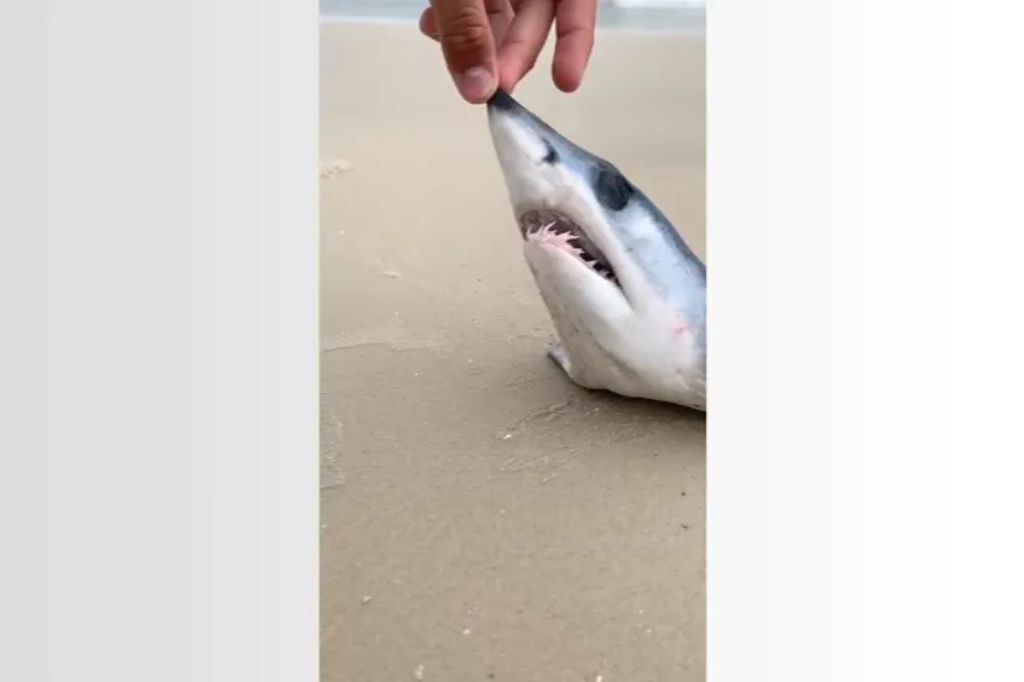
[457,66,496,103]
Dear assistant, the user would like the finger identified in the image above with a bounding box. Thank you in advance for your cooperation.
[496,0,556,92]
[552,0,596,92]
[485,0,515,45]
[430,0,500,103]
[422,3,513,46]
[419,8,440,40]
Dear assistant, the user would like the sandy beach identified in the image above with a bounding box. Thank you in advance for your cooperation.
[320,21,706,681]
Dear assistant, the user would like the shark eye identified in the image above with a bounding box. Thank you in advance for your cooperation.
[541,140,558,164]
[594,167,633,211]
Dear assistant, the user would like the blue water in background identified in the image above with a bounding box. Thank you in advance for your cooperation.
[320,0,706,33]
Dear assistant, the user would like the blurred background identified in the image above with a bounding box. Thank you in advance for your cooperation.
[321,0,706,33]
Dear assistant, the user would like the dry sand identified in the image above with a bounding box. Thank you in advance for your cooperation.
[320,22,706,681]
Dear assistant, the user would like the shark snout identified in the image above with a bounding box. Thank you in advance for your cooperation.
[486,90,539,151]
[486,90,583,168]
[487,89,523,115]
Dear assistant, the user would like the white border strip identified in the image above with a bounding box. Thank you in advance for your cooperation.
[711,0,1024,680]
[1,1,319,680]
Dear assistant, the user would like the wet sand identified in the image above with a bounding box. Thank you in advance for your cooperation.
[320,22,706,681]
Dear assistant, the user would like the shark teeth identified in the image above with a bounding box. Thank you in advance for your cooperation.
[518,209,620,287]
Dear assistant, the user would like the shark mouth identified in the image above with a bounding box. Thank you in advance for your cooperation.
[518,209,620,287]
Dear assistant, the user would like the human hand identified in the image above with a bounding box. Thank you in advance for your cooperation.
[419,0,597,104]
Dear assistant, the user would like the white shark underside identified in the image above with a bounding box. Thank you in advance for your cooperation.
[486,91,706,411]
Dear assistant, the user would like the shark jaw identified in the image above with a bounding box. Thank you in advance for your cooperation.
[518,209,621,288]
[486,90,707,411]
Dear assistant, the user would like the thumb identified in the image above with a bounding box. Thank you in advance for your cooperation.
[430,0,499,103]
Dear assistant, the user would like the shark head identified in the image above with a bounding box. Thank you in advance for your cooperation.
[486,90,706,409]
